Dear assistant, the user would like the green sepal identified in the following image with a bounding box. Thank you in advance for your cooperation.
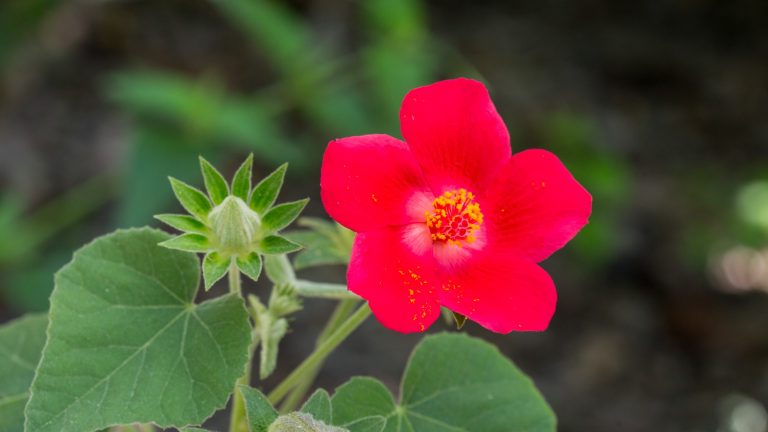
[239,385,278,432]
[154,213,208,234]
[203,252,230,290]
[169,177,212,221]
[250,163,287,215]
[268,284,302,317]
[452,311,468,329]
[261,199,309,233]
[199,156,230,205]
[259,235,303,254]
[263,255,296,284]
[301,389,332,424]
[237,252,263,282]
[231,153,254,201]
[158,233,211,252]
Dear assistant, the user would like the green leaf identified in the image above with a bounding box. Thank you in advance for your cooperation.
[263,255,295,284]
[236,252,262,282]
[269,412,347,432]
[169,177,212,221]
[159,233,211,252]
[203,252,230,290]
[259,235,303,255]
[240,385,278,432]
[199,156,230,205]
[250,163,287,215]
[330,333,556,432]
[231,153,254,201]
[25,228,252,432]
[301,389,332,424]
[342,416,386,432]
[154,213,209,234]
[0,314,47,432]
[262,199,308,233]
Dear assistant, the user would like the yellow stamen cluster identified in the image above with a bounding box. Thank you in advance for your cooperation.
[425,188,483,246]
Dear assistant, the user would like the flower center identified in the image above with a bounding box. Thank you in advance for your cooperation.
[425,188,483,246]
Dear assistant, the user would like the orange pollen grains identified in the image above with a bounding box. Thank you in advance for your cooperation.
[424,188,484,246]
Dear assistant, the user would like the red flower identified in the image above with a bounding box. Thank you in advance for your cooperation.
[320,78,592,333]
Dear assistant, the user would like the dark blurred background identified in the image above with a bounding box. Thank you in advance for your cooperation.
[1,0,768,431]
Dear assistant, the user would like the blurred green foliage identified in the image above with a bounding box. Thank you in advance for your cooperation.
[1,0,440,313]
[542,112,630,263]
[109,0,438,227]
[0,0,56,69]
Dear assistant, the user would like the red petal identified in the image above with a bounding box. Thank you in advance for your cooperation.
[347,226,441,333]
[484,149,592,262]
[321,134,431,232]
[399,78,512,192]
[439,252,557,333]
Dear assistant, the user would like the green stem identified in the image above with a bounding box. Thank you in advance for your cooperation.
[228,260,241,295]
[293,280,360,299]
[228,265,250,432]
[268,302,371,406]
[279,299,358,412]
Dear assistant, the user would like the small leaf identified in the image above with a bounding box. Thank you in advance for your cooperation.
[330,333,556,431]
[269,412,347,432]
[301,389,332,424]
[169,177,212,221]
[237,252,263,282]
[154,213,208,234]
[24,228,252,432]
[0,314,47,432]
[239,385,278,432]
[203,252,230,290]
[331,378,394,432]
[259,235,303,254]
[231,153,254,201]
[263,255,296,284]
[250,163,288,215]
[199,156,230,205]
[261,199,308,233]
[159,233,210,252]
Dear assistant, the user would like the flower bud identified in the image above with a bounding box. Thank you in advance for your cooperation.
[208,196,261,255]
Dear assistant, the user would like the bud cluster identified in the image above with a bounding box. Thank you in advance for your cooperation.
[155,154,308,289]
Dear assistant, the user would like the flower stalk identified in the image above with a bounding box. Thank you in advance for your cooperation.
[267,302,371,406]
[278,298,359,412]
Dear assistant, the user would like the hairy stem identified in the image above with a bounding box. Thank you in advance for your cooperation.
[228,265,250,432]
[268,302,371,406]
[278,299,359,412]
[228,260,241,295]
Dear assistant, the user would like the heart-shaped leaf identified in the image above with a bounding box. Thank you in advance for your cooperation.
[0,314,47,432]
[24,228,252,432]
[330,333,555,432]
